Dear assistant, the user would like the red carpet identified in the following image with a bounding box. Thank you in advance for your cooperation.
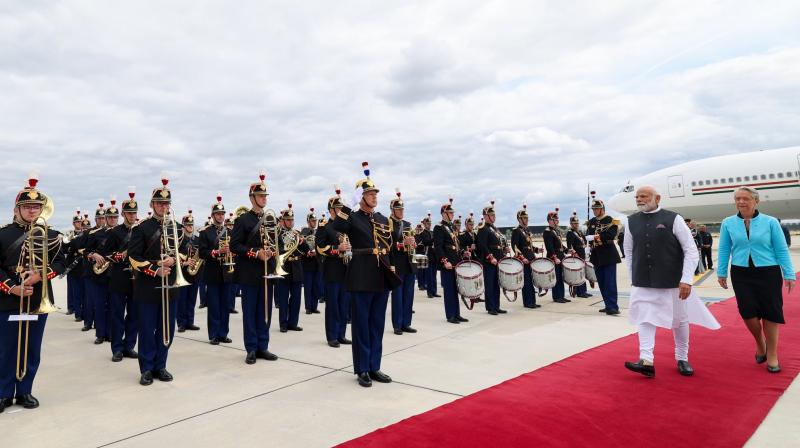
[340,285,800,447]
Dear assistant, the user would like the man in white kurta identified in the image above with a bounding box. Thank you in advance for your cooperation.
[623,186,720,378]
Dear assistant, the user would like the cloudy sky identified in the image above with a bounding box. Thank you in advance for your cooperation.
[2,1,800,229]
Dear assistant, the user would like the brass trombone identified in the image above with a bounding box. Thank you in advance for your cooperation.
[158,209,190,346]
[16,212,59,381]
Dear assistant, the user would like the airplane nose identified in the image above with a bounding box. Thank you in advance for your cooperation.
[608,193,629,213]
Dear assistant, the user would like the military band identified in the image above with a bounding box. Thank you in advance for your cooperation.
[389,190,419,333]
[84,201,112,345]
[434,198,470,323]
[543,211,571,303]
[332,163,399,387]
[64,210,85,322]
[101,191,139,361]
[0,163,641,402]
[476,202,507,315]
[276,203,310,333]
[229,174,278,365]
[199,197,233,345]
[511,204,543,309]
[566,213,591,299]
[177,210,201,332]
[0,176,64,411]
[317,189,352,348]
[586,199,621,315]
[301,208,323,315]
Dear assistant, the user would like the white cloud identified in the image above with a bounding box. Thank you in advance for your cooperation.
[1,0,800,228]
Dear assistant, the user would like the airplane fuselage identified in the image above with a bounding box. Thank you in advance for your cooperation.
[608,147,800,222]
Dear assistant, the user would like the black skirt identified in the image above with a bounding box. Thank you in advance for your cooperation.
[731,264,785,324]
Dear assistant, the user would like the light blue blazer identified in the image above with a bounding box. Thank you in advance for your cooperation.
[717,211,795,280]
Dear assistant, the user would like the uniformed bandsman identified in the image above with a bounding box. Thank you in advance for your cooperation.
[0,175,65,411]
[434,198,470,323]
[511,204,543,309]
[225,213,239,313]
[476,202,507,315]
[389,189,419,334]
[127,175,181,385]
[199,196,233,345]
[421,214,439,298]
[586,199,621,315]
[74,213,94,330]
[276,202,309,332]
[100,189,139,362]
[543,211,570,303]
[565,212,591,299]
[177,209,201,332]
[415,219,429,291]
[84,200,112,345]
[64,209,85,321]
[229,172,278,364]
[332,162,400,387]
[301,208,322,315]
[316,187,352,348]
[458,213,477,260]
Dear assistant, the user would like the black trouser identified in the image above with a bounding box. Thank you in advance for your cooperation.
[701,247,713,269]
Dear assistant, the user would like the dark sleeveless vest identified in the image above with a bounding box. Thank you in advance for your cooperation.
[628,209,683,288]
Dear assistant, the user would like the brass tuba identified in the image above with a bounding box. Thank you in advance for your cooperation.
[16,208,59,381]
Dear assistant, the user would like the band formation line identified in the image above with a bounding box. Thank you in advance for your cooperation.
[0,161,629,407]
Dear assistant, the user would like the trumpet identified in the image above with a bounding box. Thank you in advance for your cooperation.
[218,226,235,274]
[16,214,59,381]
[158,209,190,346]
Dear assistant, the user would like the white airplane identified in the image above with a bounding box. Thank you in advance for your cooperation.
[607,146,800,222]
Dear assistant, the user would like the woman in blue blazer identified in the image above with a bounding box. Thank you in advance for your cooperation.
[718,187,795,373]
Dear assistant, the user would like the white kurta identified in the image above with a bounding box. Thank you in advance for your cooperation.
[623,209,720,330]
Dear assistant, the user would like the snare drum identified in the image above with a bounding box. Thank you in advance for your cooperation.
[531,258,556,289]
[584,261,597,287]
[498,257,524,301]
[413,254,429,269]
[455,261,484,309]
[561,256,586,287]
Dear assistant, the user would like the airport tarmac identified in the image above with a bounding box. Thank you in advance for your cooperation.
[1,247,798,447]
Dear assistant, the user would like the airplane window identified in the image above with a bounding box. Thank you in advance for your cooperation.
[713,179,719,185]
[778,172,784,178]
[728,177,734,183]
[691,181,696,187]
[744,176,750,181]
[760,174,766,180]
[736,177,742,182]
[787,172,793,178]
[705,180,711,185]
[768,174,775,179]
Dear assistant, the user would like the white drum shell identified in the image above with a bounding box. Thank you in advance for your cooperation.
[498,257,524,292]
[455,261,484,299]
[414,254,429,269]
[585,261,597,283]
[531,258,556,289]
[562,256,586,287]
